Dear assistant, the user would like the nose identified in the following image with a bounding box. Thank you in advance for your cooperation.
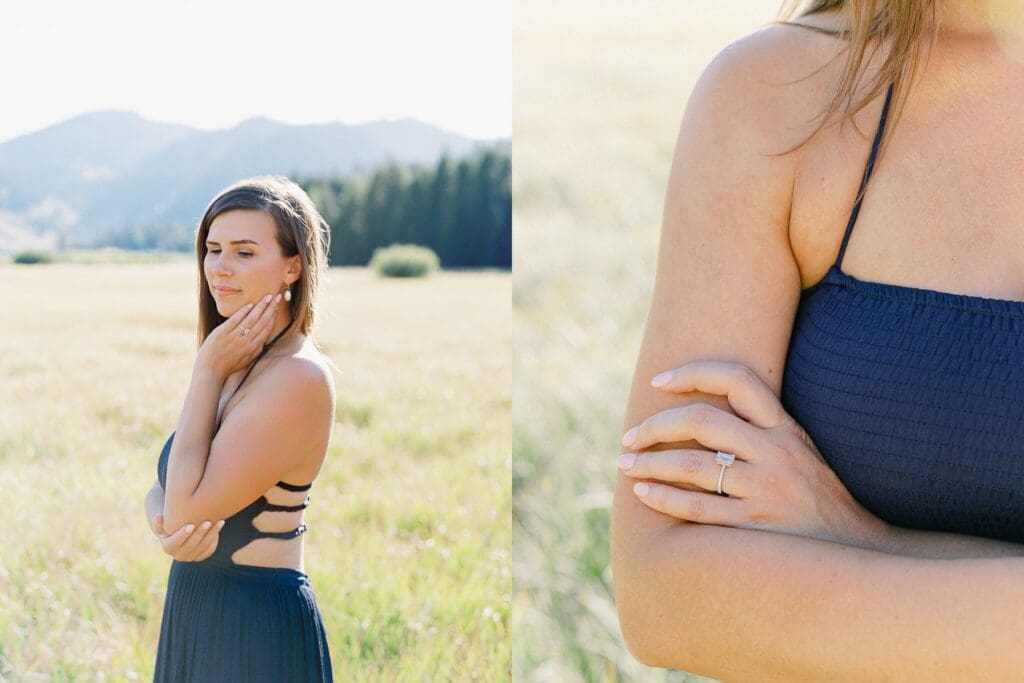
[210,253,231,277]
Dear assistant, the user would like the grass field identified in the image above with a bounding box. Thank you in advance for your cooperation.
[0,261,510,681]
[513,2,781,681]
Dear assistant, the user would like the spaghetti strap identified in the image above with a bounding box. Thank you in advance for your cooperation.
[834,81,895,273]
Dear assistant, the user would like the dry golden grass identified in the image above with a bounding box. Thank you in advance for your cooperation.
[0,259,510,681]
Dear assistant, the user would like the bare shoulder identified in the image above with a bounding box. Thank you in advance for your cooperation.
[262,350,335,422]
[227,342,336,451]
[687,13,855,153]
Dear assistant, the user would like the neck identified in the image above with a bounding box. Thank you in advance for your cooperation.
[264,305,303,355]
[936,0,1024,45]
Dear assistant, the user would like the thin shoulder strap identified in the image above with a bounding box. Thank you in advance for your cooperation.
[214,326,290,432]
[834,81,895,272]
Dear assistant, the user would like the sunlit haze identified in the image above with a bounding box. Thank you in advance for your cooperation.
[0,0,510,143]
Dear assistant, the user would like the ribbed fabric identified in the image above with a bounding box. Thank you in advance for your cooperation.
[154,330,333,680]
[780,82,1024,543]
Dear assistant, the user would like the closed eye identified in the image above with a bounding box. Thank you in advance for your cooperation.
[209,250,253,257]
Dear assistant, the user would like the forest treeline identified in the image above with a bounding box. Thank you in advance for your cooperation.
[302,143,510,268]
[99,143,511,269]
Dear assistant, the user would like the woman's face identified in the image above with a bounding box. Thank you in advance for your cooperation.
[204,208,294,317]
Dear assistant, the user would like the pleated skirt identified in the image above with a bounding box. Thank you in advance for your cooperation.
[154,559,333,682]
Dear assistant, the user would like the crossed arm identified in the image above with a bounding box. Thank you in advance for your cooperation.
[613,484,1024,680]
[611,28,1024,679]
[162,358,327,532]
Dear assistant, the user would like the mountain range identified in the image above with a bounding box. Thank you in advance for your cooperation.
[0,111,495,255]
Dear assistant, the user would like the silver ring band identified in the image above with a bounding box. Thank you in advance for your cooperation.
[715,451,735,496]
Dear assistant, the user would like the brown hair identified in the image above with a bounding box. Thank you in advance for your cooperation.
[194,175,331,353]
[770,0,939,163]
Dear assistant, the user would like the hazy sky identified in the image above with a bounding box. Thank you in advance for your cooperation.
[0,0,510,144]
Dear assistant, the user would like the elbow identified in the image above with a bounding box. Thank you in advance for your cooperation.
[161,509,185,533]
[615,577,685,670]
[617,597,664,669]
[161,481,205,532]
[161,499,195,533]
[612,531,696,670]
[613,556,654,665]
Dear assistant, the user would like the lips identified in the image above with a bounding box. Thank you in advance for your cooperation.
[214,286,240,296]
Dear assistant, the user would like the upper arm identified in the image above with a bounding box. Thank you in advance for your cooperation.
[611,25,825,664]
[180,358,333,524]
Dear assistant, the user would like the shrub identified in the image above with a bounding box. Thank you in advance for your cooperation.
[13,250,57,264]
[368,244,439,278]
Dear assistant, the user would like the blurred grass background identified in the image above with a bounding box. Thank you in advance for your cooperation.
[0,260,510,680]
[513,2,780,681]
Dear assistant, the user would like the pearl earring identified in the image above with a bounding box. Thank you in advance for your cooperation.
[283,286,292,302]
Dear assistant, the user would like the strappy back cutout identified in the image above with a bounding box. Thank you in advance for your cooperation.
[218,328,313,555]
[158,325,321,569]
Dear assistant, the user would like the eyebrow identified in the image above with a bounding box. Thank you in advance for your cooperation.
[206,239,259,246]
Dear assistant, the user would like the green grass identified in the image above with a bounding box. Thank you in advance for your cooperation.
[0,262,510,680]
[513,2,777,681]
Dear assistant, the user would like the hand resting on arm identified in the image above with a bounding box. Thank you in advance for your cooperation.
[610,26,1024,680]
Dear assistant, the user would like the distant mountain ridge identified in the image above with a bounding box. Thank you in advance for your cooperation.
[0,110,497,254]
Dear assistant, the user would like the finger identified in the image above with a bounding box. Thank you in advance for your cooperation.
[228,301,256,328]
[161,523,196,553]
[621,403,765,462]
[195,520,225,560]
[247,294,279,342]
[633,481,743,525]
[245,294,275,327]
[153,514,165,535]
[254,295,281,343]
[650,360,790,430]
[618,449,754,498]
[232,294,274,333]
[177,520,214,557]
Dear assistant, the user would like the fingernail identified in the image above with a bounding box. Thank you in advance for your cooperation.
[617,453,637,470]
[218,520,225,528]
[275,293,282,302]
[633,482,650,497]
[264,294,272,303]
[650,371,672,387]
[185,524,195,533]
[621,427,638,447]
[201,521,211,530]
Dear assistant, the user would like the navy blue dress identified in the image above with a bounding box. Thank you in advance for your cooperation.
[154,331,333,681]
[780,82,1024,543]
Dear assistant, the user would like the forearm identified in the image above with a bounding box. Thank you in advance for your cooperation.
[613,503,1024,680]
[163,365,222,530]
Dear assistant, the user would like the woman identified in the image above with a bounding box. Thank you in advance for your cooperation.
[143,175,336,681]
[612,1,1024,679]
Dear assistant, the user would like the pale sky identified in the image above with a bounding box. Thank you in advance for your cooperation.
[0,0,510,144]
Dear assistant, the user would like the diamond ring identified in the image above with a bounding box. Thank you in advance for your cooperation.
[715,451,736,496]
